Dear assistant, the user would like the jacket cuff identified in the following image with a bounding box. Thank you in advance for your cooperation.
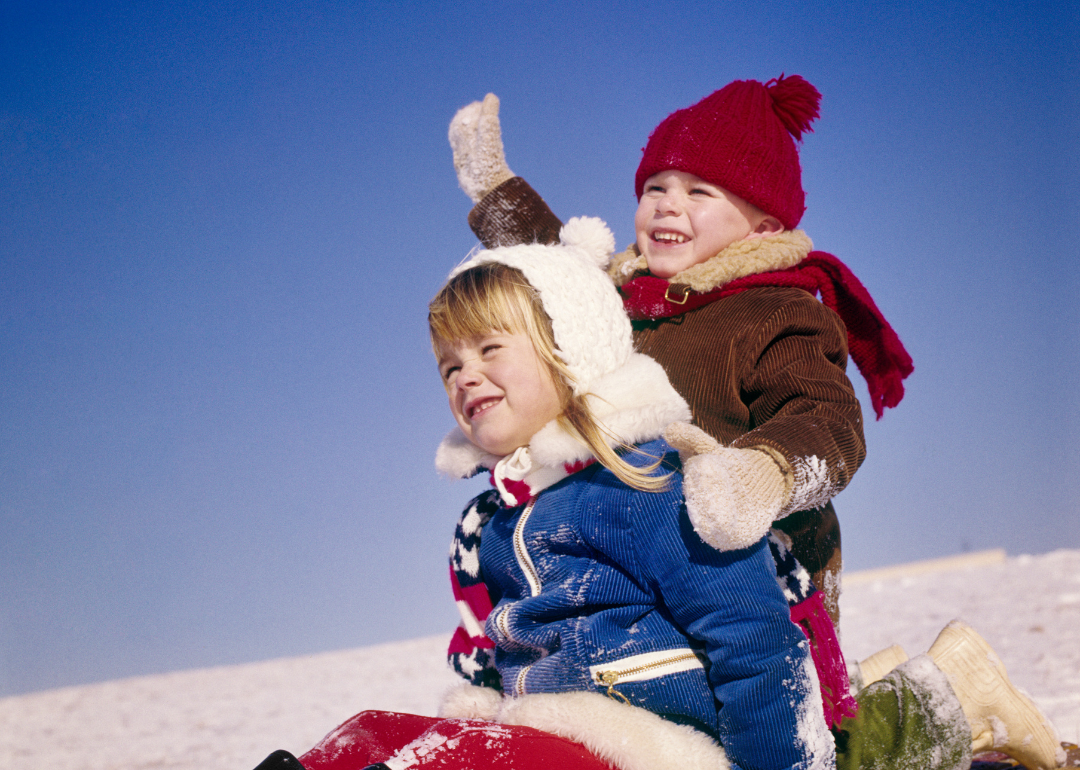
[749,444,795,511]
[468,177,564,249]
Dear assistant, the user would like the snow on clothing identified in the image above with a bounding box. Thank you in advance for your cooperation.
[441,438,835,770]
[833,656,971,770]
[464,176,915,625]
[448,485,855,729]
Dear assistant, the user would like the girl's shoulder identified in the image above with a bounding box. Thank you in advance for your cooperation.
[573,439,684,509]
[624,438,682,474]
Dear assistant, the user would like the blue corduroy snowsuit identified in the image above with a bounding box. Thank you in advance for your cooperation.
[473,439,833,770]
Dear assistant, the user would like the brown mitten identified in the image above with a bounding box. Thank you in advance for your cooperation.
[664,422,791,551]
[449,93,515,203]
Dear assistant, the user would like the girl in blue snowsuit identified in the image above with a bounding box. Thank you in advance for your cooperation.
[426,216,832,770]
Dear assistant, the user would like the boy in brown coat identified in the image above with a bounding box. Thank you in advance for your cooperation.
[448,76,913,629]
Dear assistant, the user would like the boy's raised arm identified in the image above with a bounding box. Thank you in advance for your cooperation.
[450,94,563,248]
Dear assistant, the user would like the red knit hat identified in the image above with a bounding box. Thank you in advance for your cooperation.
[634,75,821,229]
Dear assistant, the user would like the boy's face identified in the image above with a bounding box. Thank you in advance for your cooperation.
[635,170,778,279]
[436,331,563,457]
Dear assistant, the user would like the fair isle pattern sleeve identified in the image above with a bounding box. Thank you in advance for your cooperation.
[447,489,504,690]
[767,530,814,606]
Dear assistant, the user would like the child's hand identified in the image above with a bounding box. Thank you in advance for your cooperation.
[664,422,792,552]
[449,93,515,203]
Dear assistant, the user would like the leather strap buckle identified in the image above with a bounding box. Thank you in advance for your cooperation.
[664,284,691,305]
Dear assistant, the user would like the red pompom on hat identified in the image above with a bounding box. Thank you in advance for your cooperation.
[635,74,821,229]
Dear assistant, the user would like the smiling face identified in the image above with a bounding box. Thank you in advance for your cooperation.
[634,170,782,279]
[437,331,565,457]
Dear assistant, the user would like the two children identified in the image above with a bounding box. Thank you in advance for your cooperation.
[247,73,1064,770]
[253,221,1062,770]
[448,77,915,630]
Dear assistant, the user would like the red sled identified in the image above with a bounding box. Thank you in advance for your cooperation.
[289,710,615,770]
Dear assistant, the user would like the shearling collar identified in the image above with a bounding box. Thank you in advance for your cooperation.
[435,352,691,483]
[607,230,813,293]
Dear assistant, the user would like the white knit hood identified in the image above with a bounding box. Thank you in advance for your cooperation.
[435,217,691,478]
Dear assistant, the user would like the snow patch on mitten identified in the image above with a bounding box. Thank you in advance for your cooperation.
[782,455,840,516]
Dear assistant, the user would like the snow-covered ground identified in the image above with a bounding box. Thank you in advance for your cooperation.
[3,549,1078,770]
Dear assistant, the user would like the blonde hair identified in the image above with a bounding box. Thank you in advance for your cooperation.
[429,262,667,492]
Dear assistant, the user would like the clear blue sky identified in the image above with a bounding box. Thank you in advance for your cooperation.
[2,0,1077,698]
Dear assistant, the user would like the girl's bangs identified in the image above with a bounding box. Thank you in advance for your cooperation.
[429,264,537,346]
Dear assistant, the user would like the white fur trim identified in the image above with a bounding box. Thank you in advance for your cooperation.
[529,353,691,468]
[438,682,503,721]
[586,354,692,447]
[434,427,497,478]
[498,690,729,770]
[437,685,730,770]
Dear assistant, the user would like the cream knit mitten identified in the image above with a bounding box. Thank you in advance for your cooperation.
[929,620,1064,769]
[449,93,515,203]
[663,422,791,551]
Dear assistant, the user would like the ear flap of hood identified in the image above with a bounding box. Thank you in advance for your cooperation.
[528,353,691,469]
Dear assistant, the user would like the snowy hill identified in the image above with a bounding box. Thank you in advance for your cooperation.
[2,549,1078,770]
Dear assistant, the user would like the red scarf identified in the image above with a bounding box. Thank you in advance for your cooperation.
[619,251,913,419]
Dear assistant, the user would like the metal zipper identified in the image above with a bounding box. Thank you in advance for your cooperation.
[514,665,530,698]
[495,605,512,640]
[494,495,541,698]
[591,649,704,704]
[512,496,541,596]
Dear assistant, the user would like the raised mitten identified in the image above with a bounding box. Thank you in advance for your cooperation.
[663,422,791,551]
[449,93,515,203]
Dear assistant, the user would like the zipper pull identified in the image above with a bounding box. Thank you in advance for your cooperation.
[596,670,631,705]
